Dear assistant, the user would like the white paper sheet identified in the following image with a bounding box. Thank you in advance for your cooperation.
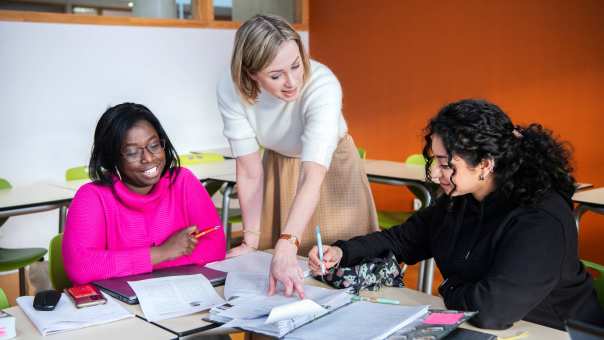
[209,272,352,337]
[284,302,429,340]
[206,251,310,277]
[16,293,133,336]
[265,299,325,324]
[128,274,225,322]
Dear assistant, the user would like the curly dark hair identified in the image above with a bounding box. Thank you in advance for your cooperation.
[422,99,576,206]
[89,103,180,186]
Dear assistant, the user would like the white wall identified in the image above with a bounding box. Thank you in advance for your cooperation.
[0,20,308,254]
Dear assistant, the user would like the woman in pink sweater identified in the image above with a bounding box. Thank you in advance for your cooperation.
[63,103,226,285]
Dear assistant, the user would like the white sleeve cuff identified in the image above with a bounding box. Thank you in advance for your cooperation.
[229,137,260,158]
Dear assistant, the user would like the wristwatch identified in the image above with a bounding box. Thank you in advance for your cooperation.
[278,234,300,249]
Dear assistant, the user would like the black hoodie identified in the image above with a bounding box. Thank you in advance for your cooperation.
[334,191,604,330]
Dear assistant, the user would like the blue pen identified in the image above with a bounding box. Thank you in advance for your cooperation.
[315,225,325,275]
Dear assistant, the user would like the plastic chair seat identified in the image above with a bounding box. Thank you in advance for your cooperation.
[0,247,47,272]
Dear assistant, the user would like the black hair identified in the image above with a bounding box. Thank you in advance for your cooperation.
[422,99,576,206]
[89,102,180,185]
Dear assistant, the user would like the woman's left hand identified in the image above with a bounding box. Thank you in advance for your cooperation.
[268,239,305,299]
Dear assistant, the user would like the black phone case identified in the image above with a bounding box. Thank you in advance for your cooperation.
[33,290,62,311]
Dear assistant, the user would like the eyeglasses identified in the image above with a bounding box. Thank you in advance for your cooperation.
[121,139,165,163]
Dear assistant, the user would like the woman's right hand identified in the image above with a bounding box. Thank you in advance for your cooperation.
[151,226,198,264]
[308,245,343,275]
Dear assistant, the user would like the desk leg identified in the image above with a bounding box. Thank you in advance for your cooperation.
[58,205,68,233]
[423,259,435,294]
[417,260,426,293]
[222,184,234,249]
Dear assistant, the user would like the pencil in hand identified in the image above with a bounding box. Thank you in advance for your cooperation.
[190,225,222,239]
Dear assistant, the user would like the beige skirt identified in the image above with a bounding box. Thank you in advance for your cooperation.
[257,134,379,255]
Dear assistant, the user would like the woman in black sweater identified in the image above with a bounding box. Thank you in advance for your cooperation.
[309,99,604,330]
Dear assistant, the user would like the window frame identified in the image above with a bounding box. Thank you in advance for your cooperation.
[0,0,309,30]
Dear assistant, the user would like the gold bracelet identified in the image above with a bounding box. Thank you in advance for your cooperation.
[243,229,261,236]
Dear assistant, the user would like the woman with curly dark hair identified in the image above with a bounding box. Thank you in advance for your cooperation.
[308,99,604,330]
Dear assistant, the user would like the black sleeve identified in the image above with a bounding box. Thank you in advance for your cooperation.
[439,210,565,330]
[333,201,438,267]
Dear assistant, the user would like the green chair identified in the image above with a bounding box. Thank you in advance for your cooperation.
[49,234,71,291]
[357,147,367,159]
[377,154,431,230]
[180,152,224,166]
[65,166,89,181]
[0,287,8,309]
[582,260,604,308]
[0,178,48,296]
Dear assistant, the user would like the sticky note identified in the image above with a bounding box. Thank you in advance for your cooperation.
[423,312,464,325]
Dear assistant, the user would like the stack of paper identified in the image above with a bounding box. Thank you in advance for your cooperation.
[128,274,225,322]
[284,302,429,340]
[206,251,311,277]
[16,293,133,336]
[208,272,351,338]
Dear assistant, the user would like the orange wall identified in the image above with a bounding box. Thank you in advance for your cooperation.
[309,0,604,263]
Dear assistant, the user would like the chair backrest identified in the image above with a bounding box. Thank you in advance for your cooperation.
[582,260,604,308]
[357,148,367,160]
[49,234,72,291]
[65,166,89,181]
[405,153,426,166]
[0,287,8,309]
[179,152,225,166]
[0,178,11,190]
[0,179,11,227]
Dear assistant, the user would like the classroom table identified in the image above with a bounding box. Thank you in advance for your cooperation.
[572,187,604,230]
[0,183,74,232]
[3,305,175,340]
[114,273,568,339]
[363,159,436,295]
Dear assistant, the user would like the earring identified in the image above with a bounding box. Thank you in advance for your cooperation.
[115,167,123,181]
[479,174,485,181]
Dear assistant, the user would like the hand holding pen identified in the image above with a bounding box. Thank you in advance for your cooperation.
[307,244,343,276]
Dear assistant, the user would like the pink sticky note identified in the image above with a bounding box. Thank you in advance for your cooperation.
[423,312,464,325]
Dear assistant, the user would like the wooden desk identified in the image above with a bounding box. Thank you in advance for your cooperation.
[3,305,175,340]
[363,159,436,295]
[573,187,604,230]
[0,183,74,232]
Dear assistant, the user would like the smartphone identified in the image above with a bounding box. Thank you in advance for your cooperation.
[65,284,107,308]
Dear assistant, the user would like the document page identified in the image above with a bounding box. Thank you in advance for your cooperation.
[128,274,225,322]
[16,293,133,336]
[285,301,429,340]
[206,251,310,277]
[210,272,352,337]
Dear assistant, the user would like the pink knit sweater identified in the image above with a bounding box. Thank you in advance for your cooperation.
[63,167,226,285]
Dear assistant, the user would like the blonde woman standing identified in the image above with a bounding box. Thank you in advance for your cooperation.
[217,14,378,298]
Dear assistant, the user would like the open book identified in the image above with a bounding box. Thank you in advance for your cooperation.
[16,293,133,336]
[128,274,225,322]
[208,272,351,338]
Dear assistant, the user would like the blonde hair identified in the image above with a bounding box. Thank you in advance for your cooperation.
[231,14,311,104]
